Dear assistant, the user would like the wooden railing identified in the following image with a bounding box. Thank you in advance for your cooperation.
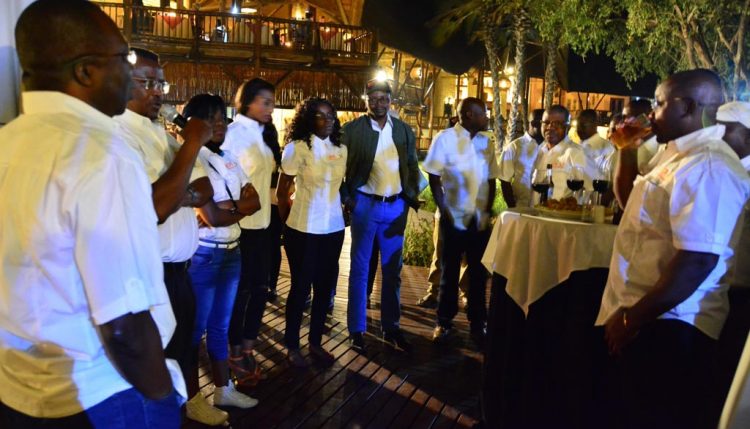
[96,3,377,60]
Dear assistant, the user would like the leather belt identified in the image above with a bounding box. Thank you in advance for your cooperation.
[198,240,240,250]
[358,190,400,203]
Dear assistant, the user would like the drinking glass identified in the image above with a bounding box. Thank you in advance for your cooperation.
[591,164,611,206]
[566,165,585,204]
[530,167,550,207]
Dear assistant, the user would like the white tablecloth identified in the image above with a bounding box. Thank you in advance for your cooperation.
[481,208,617,315]
[720,332,750,429]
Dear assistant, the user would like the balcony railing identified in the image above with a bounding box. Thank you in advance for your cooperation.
[96,3,377,63]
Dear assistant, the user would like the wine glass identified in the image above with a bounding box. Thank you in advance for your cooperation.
[530,167,550,207]
[566,165,585,204]
[591,163,611,206]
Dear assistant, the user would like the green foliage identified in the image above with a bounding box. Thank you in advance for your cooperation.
[403,214,434,267]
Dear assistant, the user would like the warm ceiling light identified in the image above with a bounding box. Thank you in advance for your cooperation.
[240,7,257,13]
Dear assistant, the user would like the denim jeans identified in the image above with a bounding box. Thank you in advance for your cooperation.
[347,192,408,334]
[1,388,181,429]
[188,244,241,361]
[284,226,344,350]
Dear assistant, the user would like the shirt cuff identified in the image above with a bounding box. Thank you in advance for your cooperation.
[672,239,726,256]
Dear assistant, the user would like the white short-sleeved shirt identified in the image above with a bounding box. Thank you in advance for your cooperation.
[281,136,347,234]
[596,125,750,339]
[422,123,501,230]
[534,138,588,200]
[0,92,176,417]
[114,109,201,262]
[359,115,402,197]
[498,132,541,208]
[726,155,750,288]
[222,114,275,230]
[638,135,662,174]
[197,147,249,243]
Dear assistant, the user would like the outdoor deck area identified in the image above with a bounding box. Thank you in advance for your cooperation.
[187,229,483,428]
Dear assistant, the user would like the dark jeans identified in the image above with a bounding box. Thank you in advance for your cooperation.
[163,261,195,376]
[229,227,270,345]
[284,226,344,350]
[437,218,489,331]
[268,204,283,292]
[0,388,181,429]
[618,319,719,429]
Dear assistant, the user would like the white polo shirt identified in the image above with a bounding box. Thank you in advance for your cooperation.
[596,125,750,339]
[0,92,176,417]
[115,109,201,263]
[498,132,541,208]
[422,123,501,230]
[196,147,248,243]
[222,114,275,230]
[281,136,347,234]
[359,115,402,197]
[534,137,588,200]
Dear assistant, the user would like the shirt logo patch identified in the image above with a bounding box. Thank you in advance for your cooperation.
[225,162,236,169]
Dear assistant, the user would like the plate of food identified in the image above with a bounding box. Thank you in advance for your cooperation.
[535,197,613,221]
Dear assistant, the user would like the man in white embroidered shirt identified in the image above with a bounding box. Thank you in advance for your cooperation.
[498,109,544,208]
[114,48,213,397]
[595,69,750,429]
[534,105,588,200]
[423,98,500,348]
[0,1,180,427]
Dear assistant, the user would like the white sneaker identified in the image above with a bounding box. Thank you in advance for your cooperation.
[214,382,259,409]
[186,393,229,426]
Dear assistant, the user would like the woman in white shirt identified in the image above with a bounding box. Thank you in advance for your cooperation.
[277,98,347,366]
[222,78,280,379]
[180,95,261,425]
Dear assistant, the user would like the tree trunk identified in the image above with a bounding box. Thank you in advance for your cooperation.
[482,7,505,147]
[508,9,529,141]
[543,42,558,109]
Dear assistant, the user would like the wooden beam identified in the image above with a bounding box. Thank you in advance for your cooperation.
[275,70,296,87]
[335,71,361,96]
[335,0,350,25]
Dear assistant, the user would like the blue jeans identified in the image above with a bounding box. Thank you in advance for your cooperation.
[1,388,181,429]
[189,245,241,361]
[347,192,408,334]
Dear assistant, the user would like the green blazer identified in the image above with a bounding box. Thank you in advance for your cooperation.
[340,114,421,210]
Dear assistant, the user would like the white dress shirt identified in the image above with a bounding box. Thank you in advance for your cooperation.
[596,125,750,339]
[281,136,347,234]
[359,115,402,197]
[534,137,588,200]
[197,147,248,243]
[115,109,201,263]
[498,132,541,208]
[0,92,177,417]
[222,114,275,230]
[637,135,662,174]
[422,123,501,230]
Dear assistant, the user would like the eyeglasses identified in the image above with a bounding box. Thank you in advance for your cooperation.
[651,96,721,111]
[58,49,137,69]
[314,112,336,122]
[132,78,171,94]
[541,120,569,128]
[367,95,391,106]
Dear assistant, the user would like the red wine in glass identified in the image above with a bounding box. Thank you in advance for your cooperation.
[567,179,584,192]
[592,180,610,193]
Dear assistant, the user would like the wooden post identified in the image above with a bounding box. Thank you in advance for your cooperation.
[477,67,484,99]
[123,0,133,41]
[253,17,262,75]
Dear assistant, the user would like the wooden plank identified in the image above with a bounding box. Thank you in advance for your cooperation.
[365,377,419,429]
[410,397,446,429]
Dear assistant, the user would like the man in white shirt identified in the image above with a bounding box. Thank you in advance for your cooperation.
[1,1,180,427]
[577,109,615,172]
[596,69,750,429]
[114,48,213,402]
[423,98,500,348]
[341,79,422,354]
[498,108,544,208]
[534,105,587,201]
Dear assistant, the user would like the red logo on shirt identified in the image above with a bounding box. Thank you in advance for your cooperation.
[225,162,236,169]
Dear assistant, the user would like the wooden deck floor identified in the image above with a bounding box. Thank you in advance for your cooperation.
[186,229,482,429]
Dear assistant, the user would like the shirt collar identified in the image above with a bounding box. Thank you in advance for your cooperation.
[233,113,264,133]
[369,113,393,130]
[670,124,726,154]
[581,133,602,146]
[543,137,571,151]
[311,134,331,145]
[741,154,750,172]
[22,91,116,133]
[119,108,158,130]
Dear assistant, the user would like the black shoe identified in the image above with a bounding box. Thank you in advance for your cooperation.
[350,333,368,355]
[366,297,372,309]
[416,294,438,309]
[267,288,278,303]
[432,325,453,343]
[470,327,486,350]
[383,329,412,354]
